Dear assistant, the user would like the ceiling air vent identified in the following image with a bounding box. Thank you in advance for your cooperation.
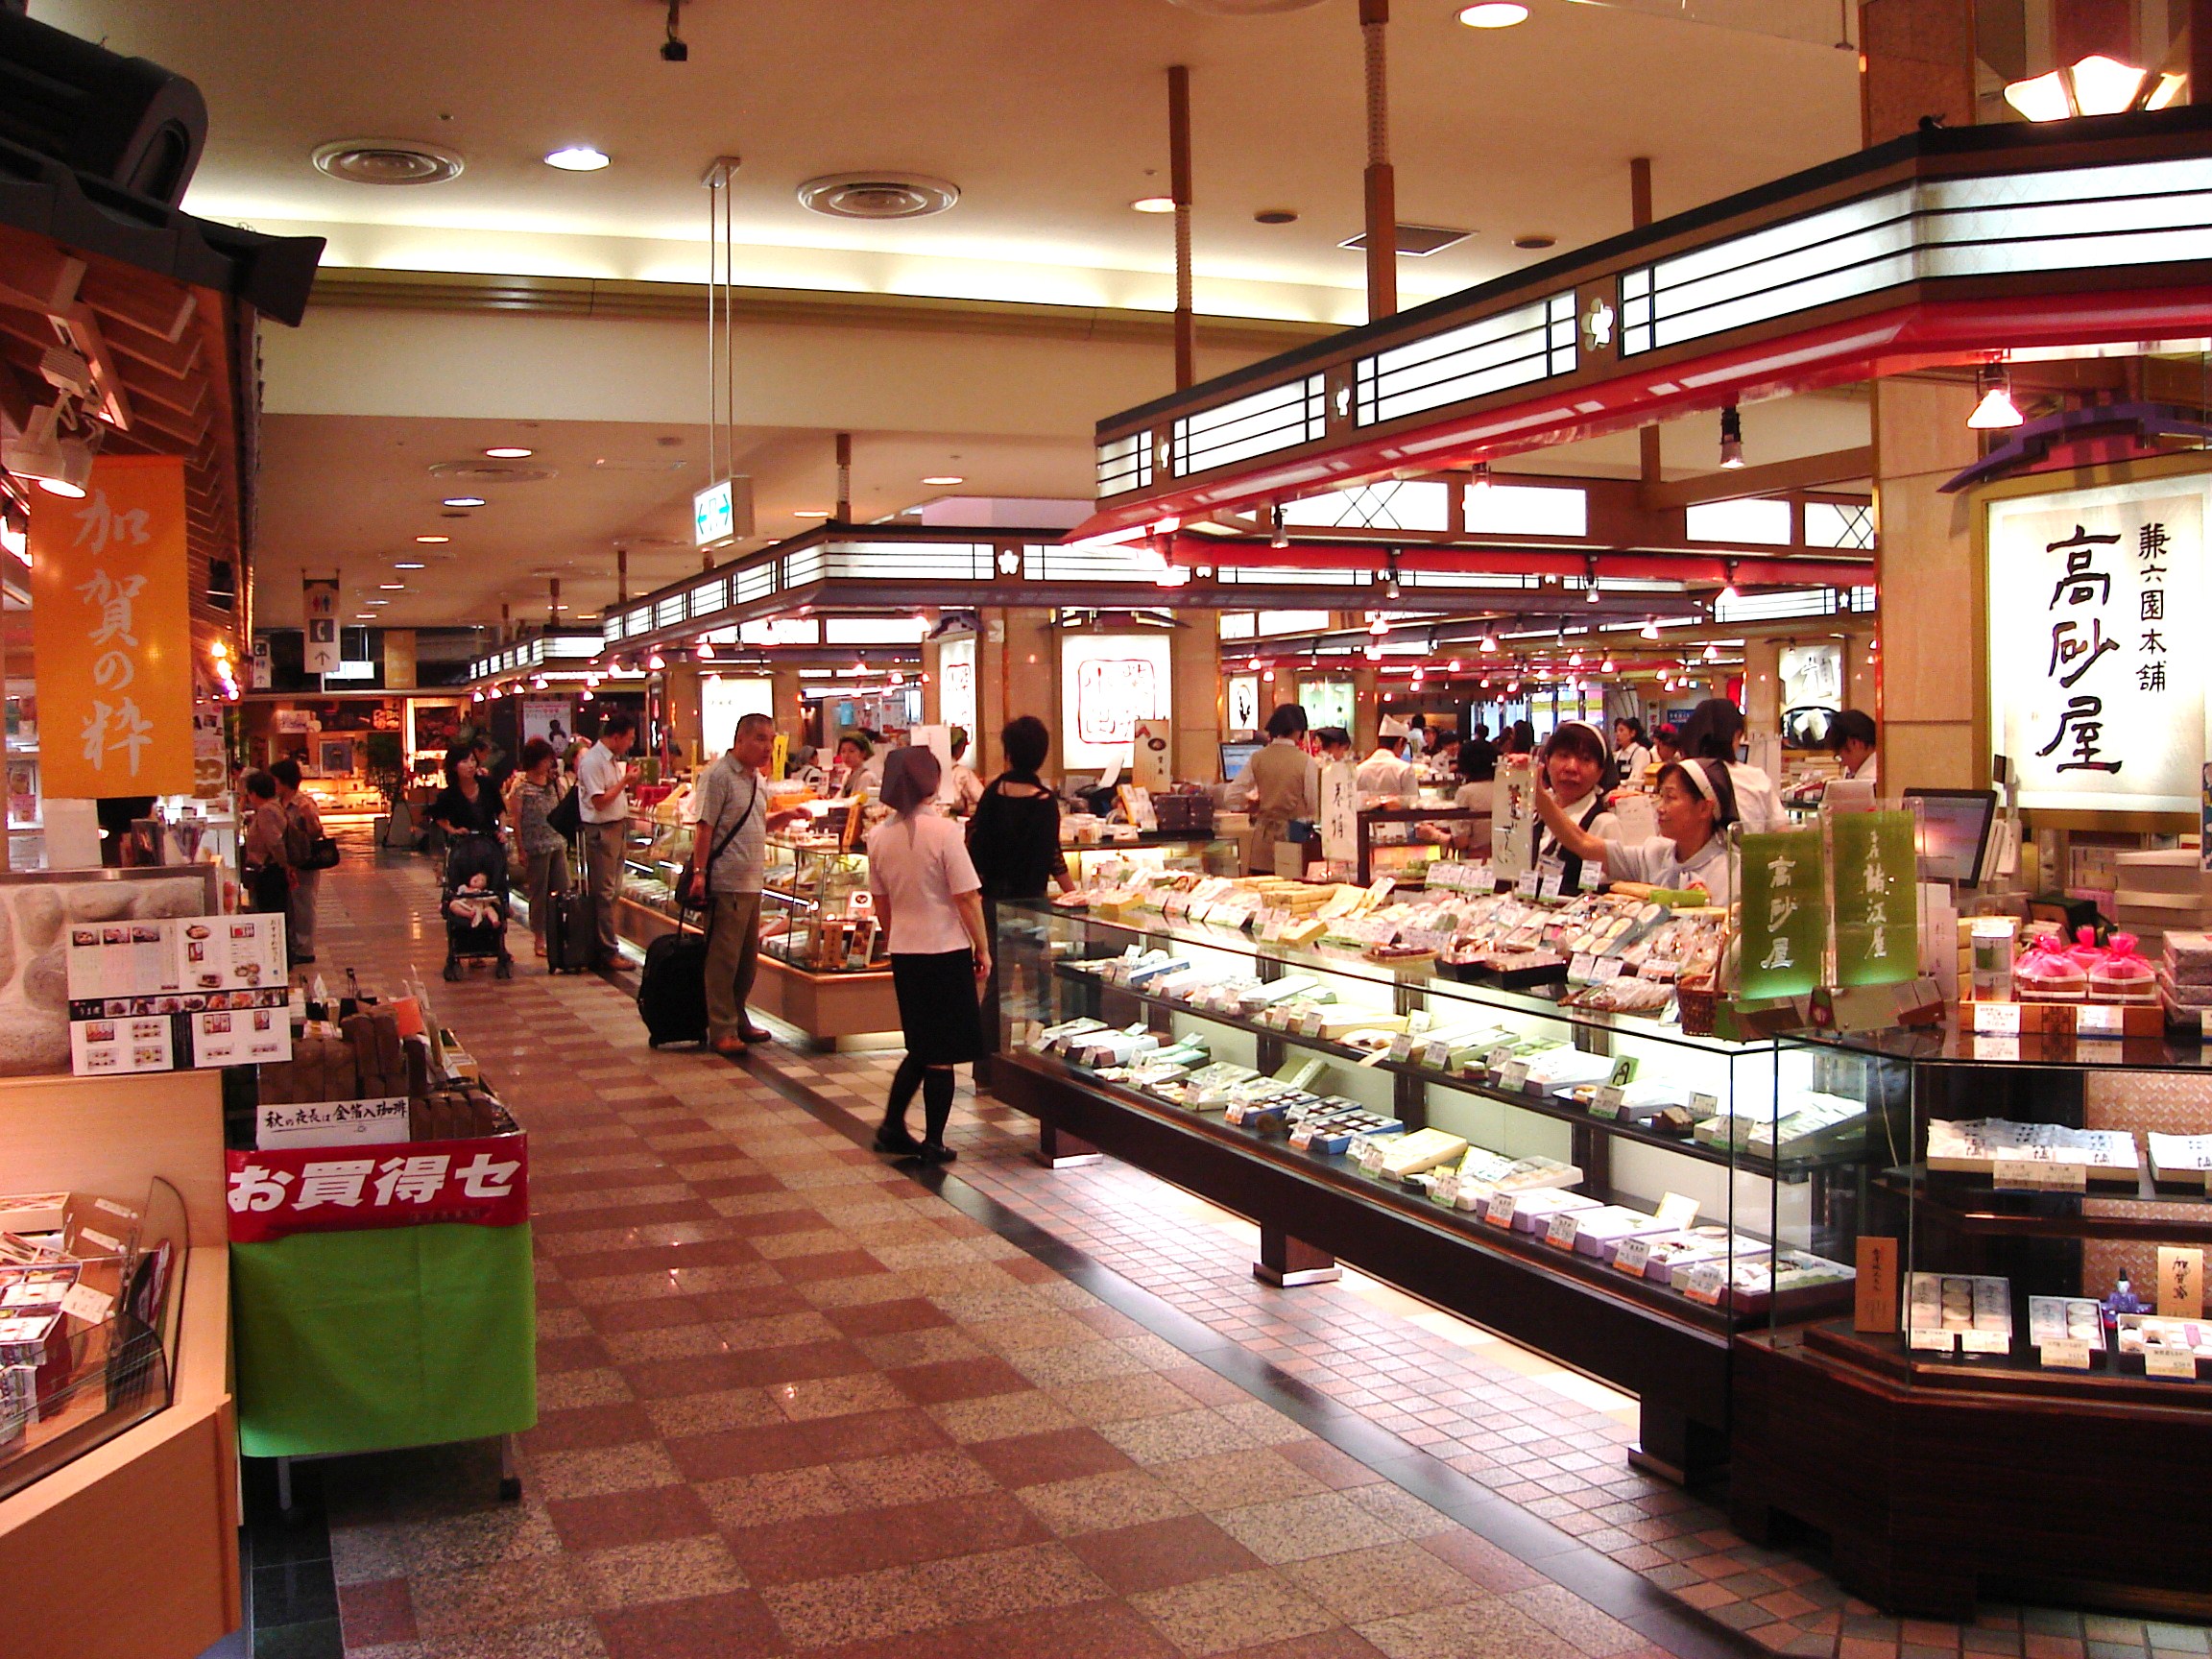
[312,138,465,186]
[1339,223,1473,256]
[796,173,959,220]
[428,460,557,485]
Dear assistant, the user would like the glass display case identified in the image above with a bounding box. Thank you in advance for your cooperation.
[991,896,1883,1477]
[0,1178,188,1502]
[1732,1021,2212,1615]
[619,809,691,926]
[762,837,886,974]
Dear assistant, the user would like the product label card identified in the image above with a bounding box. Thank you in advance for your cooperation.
[1994,1158,2086,1192]
[2147,1346,2199,1380]
[2076,1003,2125,1038]
[1484,1192,1516,1227]
[1499,1061,1529,1092]
[1589,1085,1624,1120]
[1909,1327,1958,1352]
[1655,1191,1700,1230]
[1546,1213,1581,1250]
[2039,1337,2092,1370]
[1960,1328,2011,1354]
[58,1282,112,1325]
[2157,1245,2205,1317]
[1973,999,2023,1035]
[1854,1237,1900,1334]
[1683,1262,1728,1304]
[1612,1238,1653,1277]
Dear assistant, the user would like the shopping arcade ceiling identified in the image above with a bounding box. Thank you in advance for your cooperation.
[29,0,1881,633]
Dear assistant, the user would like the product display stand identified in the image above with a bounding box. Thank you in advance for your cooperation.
[0,1070,238,1659]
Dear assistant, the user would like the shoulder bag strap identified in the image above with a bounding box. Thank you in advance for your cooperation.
[688,773,758,933]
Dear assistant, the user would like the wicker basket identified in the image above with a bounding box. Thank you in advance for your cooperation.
[1677,975,1719,1037]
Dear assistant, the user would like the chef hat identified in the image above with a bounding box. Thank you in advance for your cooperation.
[1378,716,1410,738]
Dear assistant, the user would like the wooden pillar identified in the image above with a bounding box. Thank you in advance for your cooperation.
[1857,0,1976,143]
[1169,65,1196,391]
[1872,377,1981,790]
[1168,617,1221,784]
[834,432,853,523]
[1632,158,1663,487]
[1359,0,1396,322]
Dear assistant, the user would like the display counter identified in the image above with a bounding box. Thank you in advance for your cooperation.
[988,898,1876,1479]
[0,1069,239,1659]
[1731,1018,2212,1617]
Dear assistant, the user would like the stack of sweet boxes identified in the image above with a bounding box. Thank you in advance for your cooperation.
[2113,849,2212,957]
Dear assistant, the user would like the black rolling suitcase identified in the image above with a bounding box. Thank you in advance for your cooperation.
[544,877,596,974]
[637,919,711,1046]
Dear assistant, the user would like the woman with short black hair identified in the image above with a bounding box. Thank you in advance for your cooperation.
[1536,757,1739,904]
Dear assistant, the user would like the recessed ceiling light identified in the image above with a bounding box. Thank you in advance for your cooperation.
[355,613,375,619]
[793,509,831,518]
[415,535,449,543]
[1132,196,1176,214]
[365,598,390,606]
[484,446,533,459]
[1513,233,1556,251]
[543,145,610,172]
[395,561,426,569]
[921,475,964,487]
[1458,2,1528,24]
[378,582,405,590]
[443,495,487,508]
[1254,208,1298,226]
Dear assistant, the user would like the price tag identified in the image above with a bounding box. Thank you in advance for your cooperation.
[1569,952,1597,982]
[1593,957,1626,983]
[1908,1327,1958,1352]
[59,1282,113,1325]
[1484,1191,1517,1227]
[1689,1093,1719,1118]
[2076,1002,2125,1038]
[1430,1171,1460,1206]
[1358,1142,1389,1175]
[1590,1085,1625,1120]
[1421,1039,1454,1070]
[1684,1262,1728,1305]
[1297,1010,1326,1038]
[2039,1338,2092,1371]
[2147,1347,2199,1380]
[1655,1191,1701,1230]
[1516,871,1540,898]
[1259,913,1286,942]
[1288,1127,1316,1151]
[1972,1034,2022,1063]
[1484,1046,1515,1076]
[1613,1238,1653,1277]
[1973,999,2023,1036]
[1387,1033,1418,1064]
[1546,1213,1582,1250]
[1500,1061,1530,1092]
[1960,1328,2011,1355]
[1539,871,1564,901]
[1993,1158,2087,1192]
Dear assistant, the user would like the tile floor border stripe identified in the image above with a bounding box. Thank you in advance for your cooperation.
[735,1046,1767,1659]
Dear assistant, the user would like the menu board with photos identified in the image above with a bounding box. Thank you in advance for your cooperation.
[65,913,291,1075]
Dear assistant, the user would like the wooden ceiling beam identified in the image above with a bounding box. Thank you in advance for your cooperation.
[1637,446,1875,512]
[76,267,195,345]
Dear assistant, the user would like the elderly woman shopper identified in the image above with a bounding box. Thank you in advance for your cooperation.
[241,771,292,924]
[507,737,568,958]
[866,746,991,1164]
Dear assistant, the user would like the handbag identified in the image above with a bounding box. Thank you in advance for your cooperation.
[303,833,341,871]
[546,781,582,840]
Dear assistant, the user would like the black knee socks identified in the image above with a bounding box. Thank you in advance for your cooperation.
[921,1068,954,1146]
[882,1054,926,1136]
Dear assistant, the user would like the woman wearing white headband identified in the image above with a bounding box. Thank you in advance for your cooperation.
[1529,720,1620,897]
[1533,757,1738,905]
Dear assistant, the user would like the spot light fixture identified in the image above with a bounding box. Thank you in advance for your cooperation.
[1967,362,2025,430]
[1719,404,1745,469]
[1269,504,1287,549]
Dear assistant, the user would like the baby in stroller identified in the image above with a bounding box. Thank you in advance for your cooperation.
[441,831,513,979]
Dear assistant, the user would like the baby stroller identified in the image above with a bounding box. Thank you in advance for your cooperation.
[440,831,514,980]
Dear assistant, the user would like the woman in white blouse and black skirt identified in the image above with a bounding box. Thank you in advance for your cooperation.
[866,746,993,1163]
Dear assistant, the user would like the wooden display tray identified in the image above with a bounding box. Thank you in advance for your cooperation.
[754,952,901,1052]
[0,1070,240,1659]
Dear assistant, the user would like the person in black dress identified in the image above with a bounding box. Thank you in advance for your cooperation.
[963,716,1070,1057]
[428,746,505,840]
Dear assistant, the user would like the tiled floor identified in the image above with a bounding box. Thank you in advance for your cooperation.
[276,852,2207,1659]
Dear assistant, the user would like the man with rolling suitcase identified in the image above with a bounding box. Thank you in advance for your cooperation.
[637,712,805,1048]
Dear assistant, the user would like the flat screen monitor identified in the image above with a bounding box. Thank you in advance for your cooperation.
[1906,787,1997,883]
[1219,740,1262,782]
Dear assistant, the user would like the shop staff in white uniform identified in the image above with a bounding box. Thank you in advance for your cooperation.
[1611,717,1654,788]
[1831,709,1878,788]
[1534,757,1739,905]
[1356,718,1421,804]
[1529,721,1620,896]
[1679,697,1788,833]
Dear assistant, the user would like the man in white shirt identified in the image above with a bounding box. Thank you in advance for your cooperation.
[687,712,810,1052]
[1356,718,1421,804]
[576,710,638,970]
[1832,709,1879,788]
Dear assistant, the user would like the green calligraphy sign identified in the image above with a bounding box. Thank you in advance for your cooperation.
[1736,827,1828,999]
[1829,808,1918,987]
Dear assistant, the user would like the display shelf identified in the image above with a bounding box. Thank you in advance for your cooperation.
[1873,1165,2212,1243]
[1798,1318,2212,1399]
[1059,963,1869,1184]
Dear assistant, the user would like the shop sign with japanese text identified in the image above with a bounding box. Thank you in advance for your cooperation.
[1830,808,1918,987]
[226,1132,529,1243]
[29,455,194,799]
[1736,827,1827,998]
[1988,474,2211,814]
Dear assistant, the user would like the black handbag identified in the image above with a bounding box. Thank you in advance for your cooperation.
[303,833,341,871]
[546,782,582,840]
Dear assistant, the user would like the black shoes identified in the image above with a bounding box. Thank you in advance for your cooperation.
[874,1125,923,1155]
[915,1141,957,1165]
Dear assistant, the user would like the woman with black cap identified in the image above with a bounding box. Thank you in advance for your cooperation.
[1677,696,1789,833]
[1528,720,1620,897]
[1533,756,1739,904]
